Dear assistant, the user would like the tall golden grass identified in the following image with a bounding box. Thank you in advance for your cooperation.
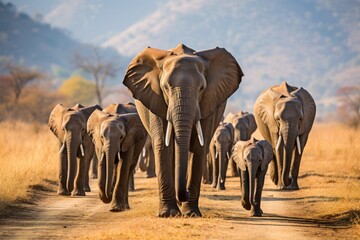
[0,121,58,213]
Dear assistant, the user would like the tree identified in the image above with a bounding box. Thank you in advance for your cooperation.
[337,85,360,129]
[1,59,44,103]
[73,47,117,106]
[59,75,96,105]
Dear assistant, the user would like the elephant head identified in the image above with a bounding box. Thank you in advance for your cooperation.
[231,139,272,207]
[103,102,136,114]
[212,122,234,190]
[49,103,101,194]
[255,81,316,187]
[225,111,257,141]
[87,110,147,203]
[123,43,243,202]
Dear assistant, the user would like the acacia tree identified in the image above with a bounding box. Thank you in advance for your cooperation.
[2,59,44,103]
[337,85,360,129]
[73,47,117,106]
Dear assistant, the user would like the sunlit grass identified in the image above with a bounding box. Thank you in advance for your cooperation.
[0,121,58,213]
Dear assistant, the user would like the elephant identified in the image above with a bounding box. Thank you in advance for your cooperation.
[48,103,102,196]
[209,122,234,190]
[224,111,257,177]
[230,138,272,216]
[123,43,243,217]
[254,81,316,190]
[103,102,138,191]
[87,110,147,212]
[138,136,156,178]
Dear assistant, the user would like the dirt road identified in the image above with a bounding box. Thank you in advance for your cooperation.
[0,171,357,240]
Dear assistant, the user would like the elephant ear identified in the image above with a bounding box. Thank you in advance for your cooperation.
[196,48,243,119]
[123,47,173,119]
[48,104,68,140]
[231,141,247,171]
[121,113,147,152]
[71,103,85,111]
[87,109,109,149]
[223,112,235,123]
[258,140,273,171]
[255,88,282,135]
[246,113,257,136]
[291,87,316,134]
[224,122,234,144]
[80,105,103,121]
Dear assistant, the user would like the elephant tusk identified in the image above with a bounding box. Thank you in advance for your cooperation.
[80,144,85,157]
[142,148,146,157]
[227,152,230,159]
[196,121,204,146]
[165,121,172,147]
[276,135,282,151]
[215,151,219,159]
[118,151,122,161]
[59,143,65,154]
[296,136,302,155]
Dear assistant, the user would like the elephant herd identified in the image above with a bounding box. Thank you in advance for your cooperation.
[48,44,316,218]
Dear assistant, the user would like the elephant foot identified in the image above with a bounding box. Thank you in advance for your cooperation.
[146,173,156,178]
[99,192,112,204]
[72,189,86,196]
[181,203,202,218]
[211,182,217,188]
[241,199,251,210]
[110,203,128,212]
[277,184,286,190]
[250,207,262,217]
[57,187,71,196]
[202,179,210,184]
[158,203,181,218]
[84,185,91,192]
[217,185,225,191]
[128,186,135,192]
[286,182,300,190]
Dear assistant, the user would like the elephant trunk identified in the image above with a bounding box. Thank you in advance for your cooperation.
[218,147,227,190]
[171,95,196,202]
[281,123,297,187]
[248,164,257,206]
[98,151,111,203]
[65,132,79,193]
[104,144,117,200]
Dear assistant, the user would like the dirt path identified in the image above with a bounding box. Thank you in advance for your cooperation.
[0,172,357,240]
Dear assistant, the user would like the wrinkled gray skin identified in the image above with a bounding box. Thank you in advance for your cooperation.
[138,136,156,178]
[49,103,101,196]
[87,109,147,212]
[209,122,234,190]
[254,81,316,190]
[123,44,243,217]
[231,139,272,216]
[224,111,257,177]
[103,103,138,191]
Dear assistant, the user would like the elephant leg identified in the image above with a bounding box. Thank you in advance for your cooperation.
[211,153,218,189]
[128,172,135,192]
[251,170,266,217]
[73,156,86,196]
[84,154,92,192]
[240,170,251,210]
[146,150,156,178]
[110,149,133,212]
[91,154,98,179]
[208,157,213,184]
[275,142,285,189]
[268,157,278,185]
[181,150,204,217]
[229,158,239,177]
[202,155,210,184]
[57,144,70,196]
[150,114,180,217]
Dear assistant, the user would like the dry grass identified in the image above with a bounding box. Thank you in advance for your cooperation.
[0,121,58,213]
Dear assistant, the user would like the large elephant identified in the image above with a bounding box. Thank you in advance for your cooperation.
[48,103,101,196]
[254,81,316,190]
[224,111,257,177]
[103,102,139,191]
[209,122,234,190]
[230,138,272,216]
[138,136,156,178]
[87,110,147,212]
[123,43,243,217]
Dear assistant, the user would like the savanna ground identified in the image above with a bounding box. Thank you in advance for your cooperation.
[0,121,359,239]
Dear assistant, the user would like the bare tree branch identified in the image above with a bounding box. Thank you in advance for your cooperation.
[337,85,360,129]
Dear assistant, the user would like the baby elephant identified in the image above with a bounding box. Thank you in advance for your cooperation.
[230,138,272,216]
